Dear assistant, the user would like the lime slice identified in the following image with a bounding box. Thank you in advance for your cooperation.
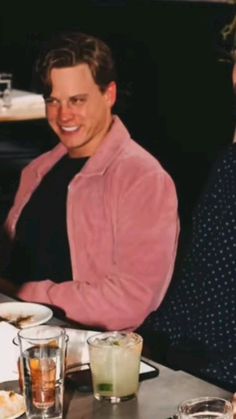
[97,383,113,392]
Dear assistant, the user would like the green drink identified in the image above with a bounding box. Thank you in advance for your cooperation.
[88,331,143,403]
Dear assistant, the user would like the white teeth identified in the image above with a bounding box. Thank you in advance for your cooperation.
[61,126,79,132]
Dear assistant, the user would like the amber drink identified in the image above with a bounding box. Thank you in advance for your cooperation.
[18,326,67,419]
[24,349,57,409]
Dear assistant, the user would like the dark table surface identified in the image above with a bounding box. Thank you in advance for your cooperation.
[0,293,232,419]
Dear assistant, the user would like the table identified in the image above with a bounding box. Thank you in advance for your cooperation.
[0,89,45,122]
[0,293,232,418]
[63,362,232,419]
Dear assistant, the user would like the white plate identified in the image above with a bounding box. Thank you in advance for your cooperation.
[0,390,25,419]
[0,302,53,328]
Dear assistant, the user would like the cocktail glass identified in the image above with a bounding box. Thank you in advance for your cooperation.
[87,331,143,403]
[0,73,12,108]
[178,396,233,419]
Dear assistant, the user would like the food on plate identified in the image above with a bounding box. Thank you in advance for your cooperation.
[0,315,33,328]
[0,302,53,328]
[0,391,25,419]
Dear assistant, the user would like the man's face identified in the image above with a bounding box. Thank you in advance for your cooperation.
[46,64,116,157]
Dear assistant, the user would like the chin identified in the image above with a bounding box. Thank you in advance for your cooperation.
[60,136,84,149]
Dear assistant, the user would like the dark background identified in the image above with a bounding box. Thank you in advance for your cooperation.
[0,0,235,226]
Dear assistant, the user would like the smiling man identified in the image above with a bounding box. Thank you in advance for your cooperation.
[1,32,179,331]
[46,63,116,157]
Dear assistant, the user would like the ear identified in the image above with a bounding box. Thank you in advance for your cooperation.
[104,82,117,107]
[233,64,236,88]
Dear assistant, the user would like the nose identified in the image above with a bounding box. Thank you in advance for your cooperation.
[58,102,73,121]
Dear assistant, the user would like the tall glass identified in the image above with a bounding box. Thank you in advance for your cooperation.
[178,397,233,419]
[17,326,67,419]
[0,73,12,108]
[87,331,143,403]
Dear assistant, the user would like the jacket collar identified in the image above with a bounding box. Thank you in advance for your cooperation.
[79,115,131,177]
[35,115,131,178]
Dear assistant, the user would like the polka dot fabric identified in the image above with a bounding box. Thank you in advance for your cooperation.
[144,144,236,391]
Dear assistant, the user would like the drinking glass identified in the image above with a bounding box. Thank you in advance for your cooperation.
[87,331,143,403]
[0,72,12,108]
[178,396,233,419]
[17,326,68,419]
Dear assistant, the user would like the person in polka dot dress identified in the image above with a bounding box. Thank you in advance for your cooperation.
[139,64,236,393]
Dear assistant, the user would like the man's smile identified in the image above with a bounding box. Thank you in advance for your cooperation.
[60,125,81,133]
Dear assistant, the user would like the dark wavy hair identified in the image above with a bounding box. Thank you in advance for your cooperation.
[36,31,117,96]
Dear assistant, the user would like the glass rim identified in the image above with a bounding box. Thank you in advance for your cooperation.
[178,396,233,412]
[17,325,67,341]
[0,72,12,78]
[87,330,143,347]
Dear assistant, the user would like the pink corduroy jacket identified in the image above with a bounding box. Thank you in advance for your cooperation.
[5,116,179,330]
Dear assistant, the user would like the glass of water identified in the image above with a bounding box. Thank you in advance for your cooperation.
[178,396,233,419]
[0,72,12,108]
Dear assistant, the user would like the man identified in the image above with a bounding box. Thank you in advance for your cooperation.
[1,32,179,331]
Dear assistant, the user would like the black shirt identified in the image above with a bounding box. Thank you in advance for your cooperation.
[7,154,88,284]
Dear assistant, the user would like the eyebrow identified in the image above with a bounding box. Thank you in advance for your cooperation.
[47,93,89,100]
[70,93,88,100]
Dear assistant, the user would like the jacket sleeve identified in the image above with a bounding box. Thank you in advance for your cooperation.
[17,170,179,331]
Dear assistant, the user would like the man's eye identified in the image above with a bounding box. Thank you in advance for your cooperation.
[69,96,86,106]
[45,97,59,106]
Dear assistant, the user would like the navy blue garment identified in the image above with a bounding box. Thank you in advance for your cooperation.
[140,144,236,391]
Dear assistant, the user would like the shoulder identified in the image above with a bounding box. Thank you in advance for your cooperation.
[109,116,171,180]
[107,139,177,202]
[21,144,66,176]
[116,138,173,181]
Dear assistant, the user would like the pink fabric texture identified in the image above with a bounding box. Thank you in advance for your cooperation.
[5,116,179,330]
